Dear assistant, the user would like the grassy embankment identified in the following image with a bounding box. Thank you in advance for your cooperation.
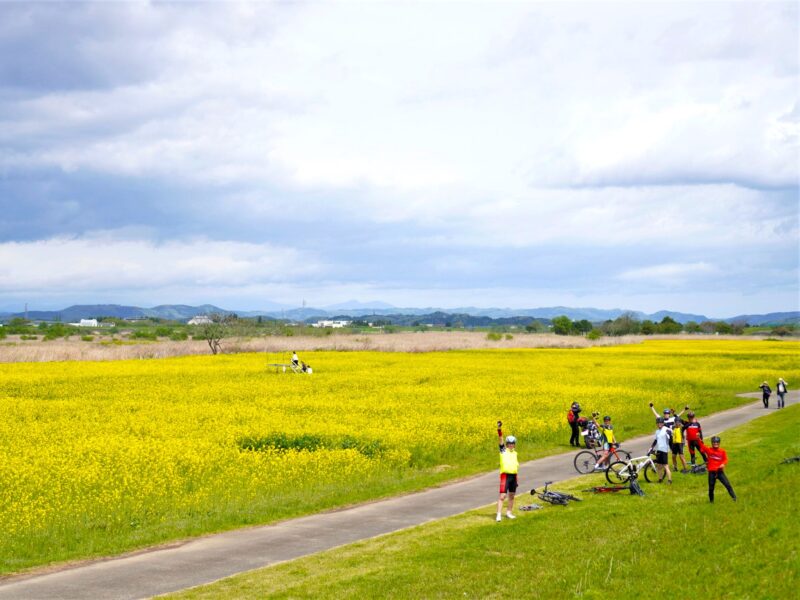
[172,404,800,599]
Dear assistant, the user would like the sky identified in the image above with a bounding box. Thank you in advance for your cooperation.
[0,0,798,317]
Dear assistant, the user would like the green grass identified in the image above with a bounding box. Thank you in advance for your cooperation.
[171,405,800,599]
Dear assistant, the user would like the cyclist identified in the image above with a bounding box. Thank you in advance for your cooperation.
[648,403,688,426]
[669,413,688,472]
[684,411,706,466]
[759,381,771,409]
[696,435,737,503]
[776,378,788,409]
[648,417,673,483]
[592,415,617,471]
[568,402,582,447]
[496,421,519,522]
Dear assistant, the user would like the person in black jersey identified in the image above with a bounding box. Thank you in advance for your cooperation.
[759,381,771,408]
[568,402,582,447]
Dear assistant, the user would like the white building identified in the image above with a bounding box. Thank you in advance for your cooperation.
[188,315,213,325]
[75,319,98,327]
[311,319,352,328]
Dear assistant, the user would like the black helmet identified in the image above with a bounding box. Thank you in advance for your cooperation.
[656,417,664,424]
[572,402,581,411]
[687,411,695,418]
[711,436,721,444]
[603,415,611,421]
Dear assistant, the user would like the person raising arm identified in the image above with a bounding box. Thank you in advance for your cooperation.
[496,421,519,522]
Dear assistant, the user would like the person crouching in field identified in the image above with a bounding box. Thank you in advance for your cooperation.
[697,436,737,503]
[496,421,519,522]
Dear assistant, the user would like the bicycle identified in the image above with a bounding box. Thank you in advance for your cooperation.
[530,481,582,506]
[574,444,632,474]
[606,454,663,484]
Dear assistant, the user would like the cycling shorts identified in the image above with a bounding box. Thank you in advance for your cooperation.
[500,473,518,494]
[655,451,669,465]
[670,442,683,455]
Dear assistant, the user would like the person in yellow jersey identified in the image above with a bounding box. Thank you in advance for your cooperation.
[496,420,519,522]
[592,415,617,471]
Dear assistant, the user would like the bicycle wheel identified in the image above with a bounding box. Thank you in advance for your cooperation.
[574,450,597,474]
[643,462,661,483]
[614,448,632,461]
[606,460,630,484]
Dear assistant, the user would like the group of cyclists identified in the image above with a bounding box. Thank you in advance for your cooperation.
[494,386,773,521]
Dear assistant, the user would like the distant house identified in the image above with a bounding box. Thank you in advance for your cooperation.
[188,315,213,325]
[311,319,352,328]
[76,319,98,327]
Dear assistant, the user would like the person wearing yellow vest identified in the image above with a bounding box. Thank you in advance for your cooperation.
[649,403,689,472]
[496,420,519,522]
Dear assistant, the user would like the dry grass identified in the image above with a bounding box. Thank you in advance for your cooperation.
[0,332,756,363]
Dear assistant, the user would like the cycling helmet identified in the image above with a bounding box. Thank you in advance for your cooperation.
[656,417,664,424]
[710,436,721,444]
[505,435,517,444]
[687,411,695,418]
[603,415,611,421]
[572,402,581,411]
[663,408,671,414]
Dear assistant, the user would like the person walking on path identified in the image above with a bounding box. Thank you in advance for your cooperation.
[648,418,673,484]
[697,436,737,503]
[776,378,788,409]
[684,411,706,466]
[759,381,772,409]
[567,402,582,447]
[496,421,519,522]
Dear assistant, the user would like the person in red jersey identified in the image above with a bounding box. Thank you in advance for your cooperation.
[683,411,706,466]
[697,435,737,503]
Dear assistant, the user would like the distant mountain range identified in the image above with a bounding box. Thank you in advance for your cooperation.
[1,303,798,326]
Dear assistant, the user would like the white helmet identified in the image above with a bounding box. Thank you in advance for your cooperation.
[505,435,517,444]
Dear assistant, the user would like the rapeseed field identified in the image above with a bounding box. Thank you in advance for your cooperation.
[0,340,797,572]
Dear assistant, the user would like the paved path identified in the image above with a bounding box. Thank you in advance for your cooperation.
[1,391,796,600]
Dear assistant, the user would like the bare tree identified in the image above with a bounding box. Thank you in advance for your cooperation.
[200,313,234,355]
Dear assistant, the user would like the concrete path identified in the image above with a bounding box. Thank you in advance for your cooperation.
[1,391,796,600]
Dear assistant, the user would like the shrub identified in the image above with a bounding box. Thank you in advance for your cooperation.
[81,335,94,342]
[169,331,188,341]
[486,332,502,341]
[587,329,603,340]
[131,330,157,340]
[505,334,513,340]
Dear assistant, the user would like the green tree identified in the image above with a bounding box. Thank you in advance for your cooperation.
[552,315,573,335]
[684,321,701,333]
[640,320,656,335]
[657,316,682,334]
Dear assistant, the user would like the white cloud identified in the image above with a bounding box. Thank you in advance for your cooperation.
[0,236,320,293]
[617,262,718,285]
[0,1,795,195]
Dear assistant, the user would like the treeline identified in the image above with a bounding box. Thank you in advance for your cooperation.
[552,313,796,337]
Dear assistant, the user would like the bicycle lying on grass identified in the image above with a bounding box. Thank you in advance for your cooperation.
[574,444,632,474]
[530,481,582,506]
[605,454,663,484]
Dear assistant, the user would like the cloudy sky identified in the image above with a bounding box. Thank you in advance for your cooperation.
[1,1,797,316]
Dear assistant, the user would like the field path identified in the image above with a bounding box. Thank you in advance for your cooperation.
[1,391,796,600]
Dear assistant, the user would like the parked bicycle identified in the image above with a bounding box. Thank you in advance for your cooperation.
[530,481,582,506]
[574,444,632,474]
[606,454,662,484]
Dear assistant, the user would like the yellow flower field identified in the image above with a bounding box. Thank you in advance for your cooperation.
[0,340,797,572]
